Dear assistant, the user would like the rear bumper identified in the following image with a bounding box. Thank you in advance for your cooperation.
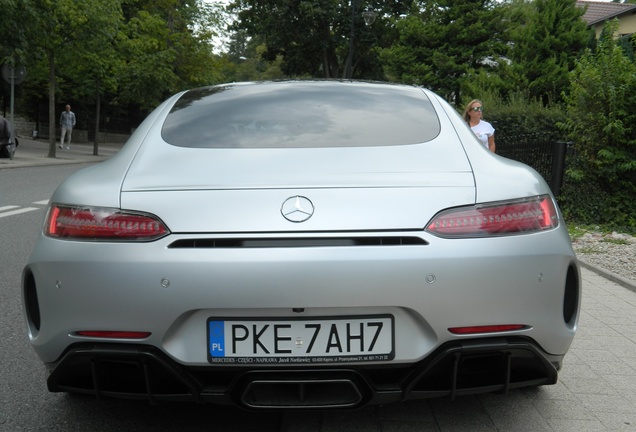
[47,337,561,409]
[25,231,580,364]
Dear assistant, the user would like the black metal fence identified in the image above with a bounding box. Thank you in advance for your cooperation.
[496,134,570,197]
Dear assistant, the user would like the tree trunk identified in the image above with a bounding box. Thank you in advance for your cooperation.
[47,50,56,158]
[93,80,101,156]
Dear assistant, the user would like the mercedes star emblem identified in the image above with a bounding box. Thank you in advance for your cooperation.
[281,196,314,223]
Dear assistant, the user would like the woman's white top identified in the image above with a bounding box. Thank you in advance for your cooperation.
[471,120,495,148]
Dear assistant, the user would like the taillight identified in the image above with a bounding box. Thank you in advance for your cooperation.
[448,324,528,335]
[426,195,558,238]
[45,205,169,241]
[75,331,151,339]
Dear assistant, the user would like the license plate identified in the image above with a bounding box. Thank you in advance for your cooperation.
[207,315,394,364]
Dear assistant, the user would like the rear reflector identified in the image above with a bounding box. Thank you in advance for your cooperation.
[46,205,169,241]
[426,195,558,238]
[76,331,151,339]
[448,324,527,335]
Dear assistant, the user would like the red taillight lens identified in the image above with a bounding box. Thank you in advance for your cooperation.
[76,331,151,339]
[46,205,169,241]
[448,324,527,335]
[426,195,558,238]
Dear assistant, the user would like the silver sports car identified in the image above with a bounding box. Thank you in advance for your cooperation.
[22,80,580,409]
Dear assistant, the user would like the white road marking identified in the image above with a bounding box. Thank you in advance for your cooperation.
[0,201,48,218]
[0,207,39,218]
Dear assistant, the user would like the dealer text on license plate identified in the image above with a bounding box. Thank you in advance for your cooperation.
[207,315,394,364]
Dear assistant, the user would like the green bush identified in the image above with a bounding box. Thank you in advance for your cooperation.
[558,20,636,233]
[461,89,566,138]
[487,93,566,137]
[558,169,636,233]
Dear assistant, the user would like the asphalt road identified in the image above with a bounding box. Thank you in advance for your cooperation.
[1,163,635,432]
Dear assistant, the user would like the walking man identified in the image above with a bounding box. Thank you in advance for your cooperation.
[59,104,76,150]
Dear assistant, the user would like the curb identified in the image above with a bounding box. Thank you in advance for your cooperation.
[577,257,636,294]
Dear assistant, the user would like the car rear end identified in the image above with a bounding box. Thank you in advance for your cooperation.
[22,81,580,409]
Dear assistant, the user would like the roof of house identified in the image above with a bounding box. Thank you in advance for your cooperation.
[577,1,636,26]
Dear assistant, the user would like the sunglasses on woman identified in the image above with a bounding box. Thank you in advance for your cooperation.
[471,106,483,112]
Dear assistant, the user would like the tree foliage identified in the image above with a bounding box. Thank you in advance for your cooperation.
[218,32,286,82]
[4,0,225,138]
[16,0,126,156]
[379,0,506,105]
[559,20,636,228]
[229,0,410,79]
[507,0,590,105]
[0,0,38,65]
[115,0,223,111]
[56,0,124,153]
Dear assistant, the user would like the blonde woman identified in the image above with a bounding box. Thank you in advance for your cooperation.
[463,99,496,153]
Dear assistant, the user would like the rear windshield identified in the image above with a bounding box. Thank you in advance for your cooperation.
[162,81,441,148]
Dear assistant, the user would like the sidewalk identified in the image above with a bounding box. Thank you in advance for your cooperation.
[0,135,121,170]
